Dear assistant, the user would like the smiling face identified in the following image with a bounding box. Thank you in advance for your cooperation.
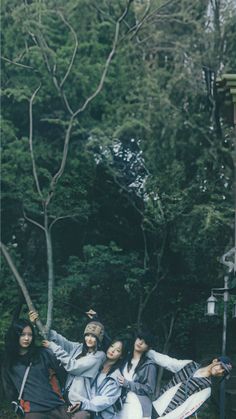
[106,341,123,362]
[19,326,33,351]
[210,359,227,377]
[84,334,97,350]
[134,337,149,354]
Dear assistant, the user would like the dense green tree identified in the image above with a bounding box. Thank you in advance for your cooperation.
[1,0,236,371]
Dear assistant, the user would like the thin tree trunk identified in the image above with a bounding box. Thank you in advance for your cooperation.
[44,214,54,334]
[156,313,176,395]
[0,242,46,337]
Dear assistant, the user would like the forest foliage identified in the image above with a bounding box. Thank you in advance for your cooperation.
[1,0,236,361]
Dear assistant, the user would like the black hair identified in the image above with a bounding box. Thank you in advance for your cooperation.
[121,331,155,374]
[136,330,156,349]
[2,319,38,398]
[3,319,37,368]
[80,335,100,357]
[199,356,232,382]
[106,337,129,376]
[198,357,217,367]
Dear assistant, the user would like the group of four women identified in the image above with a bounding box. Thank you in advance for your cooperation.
[1,310,232,419]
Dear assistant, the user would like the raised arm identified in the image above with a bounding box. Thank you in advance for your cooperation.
[49,329,79,354]
[29,310,78,353]
[45,341,105,377]
[147,349,191,373]
[86,309,111,351]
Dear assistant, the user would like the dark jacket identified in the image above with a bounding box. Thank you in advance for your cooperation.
[2,348,65,413]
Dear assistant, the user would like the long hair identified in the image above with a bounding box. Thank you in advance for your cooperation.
[3,319,37,368]
[123,330,156,373]
[1,319,37,400]
[77,335,100,358]
[106,337,129,376]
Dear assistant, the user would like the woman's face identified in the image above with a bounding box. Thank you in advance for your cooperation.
[134,337,149,354]
[210,359,226,377]
[85,334,97,349]
[19,326,33,350]
[106,341,123,362]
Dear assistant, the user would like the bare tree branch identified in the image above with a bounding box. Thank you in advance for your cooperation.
[46,118,74,204]
[127,0,178,40]
[29,85,43,199]
[1,56,34,69]
[49,214,80,232]
[47,2,134,200]
[35,33,53,74]
[156,312,177,394]
[44,224,54,333]
[11,1,136,331]
[0,241,46,337]
[23,210,45,232]
[73,0,133,118]
[58,11,79,88]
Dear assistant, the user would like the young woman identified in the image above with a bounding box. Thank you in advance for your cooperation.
[117,331,158,419]
[29,311,106,408]
[66,338,129,419]
[151,355,233,419]
[2,319,69,419]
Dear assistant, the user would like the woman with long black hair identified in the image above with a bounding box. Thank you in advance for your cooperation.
[2,319,69,419]
[117,331,158,419]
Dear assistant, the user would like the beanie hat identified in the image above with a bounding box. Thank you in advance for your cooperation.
[218,355,233,377]
[84,321,104,343]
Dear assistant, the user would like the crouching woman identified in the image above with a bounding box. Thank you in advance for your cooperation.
[57,338,128,419]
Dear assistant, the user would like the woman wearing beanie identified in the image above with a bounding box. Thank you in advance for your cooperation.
[151,355,233,419]
[116,331,158,419]
[29,311,106,416]
[67,337,129,419]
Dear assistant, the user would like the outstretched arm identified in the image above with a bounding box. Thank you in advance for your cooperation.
[29,311,78,353]
[43,340,105,376]
[86,309,111,351]
[147,349,191,373]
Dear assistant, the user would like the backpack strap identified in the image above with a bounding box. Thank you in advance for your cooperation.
[17,362,32,401]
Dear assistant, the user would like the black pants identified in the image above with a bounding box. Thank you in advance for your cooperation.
[71,411,91,419]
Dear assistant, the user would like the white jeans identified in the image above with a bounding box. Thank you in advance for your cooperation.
[116,392,143,419]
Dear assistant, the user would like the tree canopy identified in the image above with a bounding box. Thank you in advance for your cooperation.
[1,0,236,363]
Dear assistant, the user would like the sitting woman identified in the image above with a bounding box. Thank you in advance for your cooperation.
[2,319,69,418]
[64,338,128,419]
[151,355,233,419]
[29,311,106,413]
[117,331,158,419]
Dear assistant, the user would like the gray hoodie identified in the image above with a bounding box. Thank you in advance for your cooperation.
[48,330,106,405]
[122,357,157,417]
[79,368,122,419]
